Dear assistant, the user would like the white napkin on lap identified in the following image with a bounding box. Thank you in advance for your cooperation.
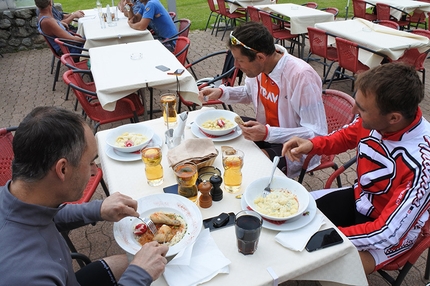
[275,214,325,251]
[164,229,231,286]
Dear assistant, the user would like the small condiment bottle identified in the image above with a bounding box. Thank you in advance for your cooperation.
[210,174,223,201]
[198,180,212,208]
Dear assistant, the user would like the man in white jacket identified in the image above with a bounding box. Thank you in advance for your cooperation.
[199,22,327,177]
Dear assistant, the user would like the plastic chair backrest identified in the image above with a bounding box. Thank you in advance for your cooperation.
[259,11,276,33]
[217,0,229,15]
[0,127,17,186]
[207,0,218,13]
[411,29,430,39]
[321,7,339,18]
[307,27,330,58]
[174,19,191,38]
[221,50,243,86]
[302,2,318,8]
[375,20,400,29]
[335,37,361,73]
[376,3,392,21]
[322,89,356,134]
[247,6,261,22]
[352,0,376,20]
[172,36,191,65]
[169,11,176,20]
[397,48,427,70]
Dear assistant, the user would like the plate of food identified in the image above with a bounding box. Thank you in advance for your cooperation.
[106,123,154,153]
[241,192,317,231]
[191,122,242,142]
[105,134,162,162]
[113,193,202,257]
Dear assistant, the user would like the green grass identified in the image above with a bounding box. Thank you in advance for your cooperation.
[60,0,354,31]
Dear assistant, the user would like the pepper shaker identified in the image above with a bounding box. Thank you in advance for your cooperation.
[198,180,212,208]
[210,174,223,201]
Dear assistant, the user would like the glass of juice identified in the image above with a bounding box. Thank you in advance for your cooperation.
[173,162,198,202]
[141,147,163,186]
[222,148,244,193]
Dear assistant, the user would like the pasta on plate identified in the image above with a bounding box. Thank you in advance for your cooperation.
[115,132,147,147]
[254,190,299,218]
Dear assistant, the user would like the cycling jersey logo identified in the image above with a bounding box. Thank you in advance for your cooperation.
[357,138,395,194]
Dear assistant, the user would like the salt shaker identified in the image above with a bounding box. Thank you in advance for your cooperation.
[210,174,223,201]
[198,180,212,208]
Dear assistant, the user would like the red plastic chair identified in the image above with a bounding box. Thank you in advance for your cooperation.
[169,11,176,21]
[0,127,16,186]
[247,6,261,22]
[301,2,318,8]
[320,7,339,19]
[324,159,430,286]
[180,50,242,112]
[171,18,191,38]
[374,20,400,30]
[62,69,145,133]
[352,0,377,21]
[376,3,411,30]
[407,11,427,29]
[216,0,247,40]
[297,89,356,187]
[204,0,221,34]
[39,33,62,91]
[306,27,338,83]
[392,48,429,85]
[259,11,299,56]
[327,37,381,91]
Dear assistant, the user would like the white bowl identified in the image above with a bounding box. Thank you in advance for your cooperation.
[244,176,310,221]
[106,123,154,153]
[194,109,238,137]
[113,193,202,257]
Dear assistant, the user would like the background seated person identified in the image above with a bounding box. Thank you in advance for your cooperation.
[127,0,177,41]
[282,63,430,274]
[37,0,85,33]
[118,0,143,17]
[36,0,85,55]
[199,22,327,178]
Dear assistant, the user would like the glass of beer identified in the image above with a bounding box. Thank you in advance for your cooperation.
[173,162,198,202]
[160,93,177,126]
[222,149,244,193]
[235,210,263,255]
[141,147,163,186]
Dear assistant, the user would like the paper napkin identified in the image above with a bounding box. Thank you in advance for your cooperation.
[163,228,231,286]
[275,214,325,251]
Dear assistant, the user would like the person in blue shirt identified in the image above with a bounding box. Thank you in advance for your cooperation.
[127,0,177,41]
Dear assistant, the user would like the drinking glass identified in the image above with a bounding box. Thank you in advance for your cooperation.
[141,147,163,186]
[235,210,263,255]
[160,93,177,127]
[173,162,198,202]
[222,149,244,193]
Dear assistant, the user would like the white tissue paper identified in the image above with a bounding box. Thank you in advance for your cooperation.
[275,214,325,251]
[173,111,188,139]
[164,228,231,286]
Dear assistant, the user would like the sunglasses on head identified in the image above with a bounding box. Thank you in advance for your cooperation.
[230,32,259,53]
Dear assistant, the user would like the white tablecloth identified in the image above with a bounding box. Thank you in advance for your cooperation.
[315,18,430,68]
[89,40,199,111]
[253,3,334,34]
[95,109,368,286]
[228,0,274,13]
[77,9,153,50]
[366,0,430,20]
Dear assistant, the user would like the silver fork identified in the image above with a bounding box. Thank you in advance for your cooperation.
[137,217,157,236]
[263,156,281,198]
